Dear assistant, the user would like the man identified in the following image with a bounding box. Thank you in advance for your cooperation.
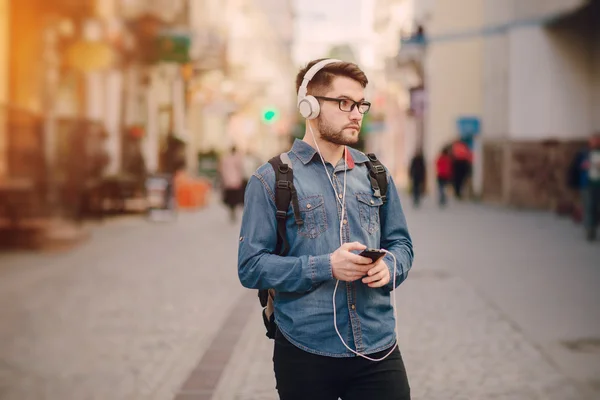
[581,133,600,241]
[238,59,414,399]
[409,149,426,207]
[450,139,472,199]
[219,146,245,222]
[436,146,453,207]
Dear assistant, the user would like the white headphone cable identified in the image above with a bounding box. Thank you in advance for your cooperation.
[308,121,398,361]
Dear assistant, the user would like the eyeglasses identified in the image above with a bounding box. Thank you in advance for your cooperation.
[314,96,371,114]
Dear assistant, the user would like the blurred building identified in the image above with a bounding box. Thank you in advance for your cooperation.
[371,0,416,186]
[0,0,7,178]
[482,0,600,208]
[185,0,296,167]
[2,0,105,213]
[226,0,296,160]
[392,0,484,193]
[0,0,199,247]
[392,0,600,210]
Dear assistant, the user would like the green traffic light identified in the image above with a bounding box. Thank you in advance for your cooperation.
[262,108,278,123]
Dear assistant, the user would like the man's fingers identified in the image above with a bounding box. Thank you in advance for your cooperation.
[367,277,389,288]
[362,268,386,284]
[362,261,390,286]
[364,272,390,287]
[341,273,365,282]
[351,273,366,281]
[346,252,373,265]
[343,241,366,251]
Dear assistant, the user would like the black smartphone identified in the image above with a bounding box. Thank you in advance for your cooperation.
[358,248,386,262]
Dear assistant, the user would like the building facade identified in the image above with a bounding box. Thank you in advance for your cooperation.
[394,0,599,209]
[482,0,600,209]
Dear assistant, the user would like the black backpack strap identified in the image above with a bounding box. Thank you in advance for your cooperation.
[365,153,388,203]
[259,153,303,339]
[268,153,303,256]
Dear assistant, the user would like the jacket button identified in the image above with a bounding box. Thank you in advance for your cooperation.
[351,304,356,310]
[370,200,374,204]
[306,204,311,209]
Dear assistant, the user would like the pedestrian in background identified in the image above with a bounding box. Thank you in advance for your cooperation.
[409,149,426,207]
[581,133,600,241]
[218,146,245,222]
[436,146,453,207]
[451,139,472,200]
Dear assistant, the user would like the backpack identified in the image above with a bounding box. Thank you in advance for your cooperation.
[258,151,389,339]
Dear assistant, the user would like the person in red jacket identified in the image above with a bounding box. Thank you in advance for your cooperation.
[451,140,472,199]
[436,147,453,207]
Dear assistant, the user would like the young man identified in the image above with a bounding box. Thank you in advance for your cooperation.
[238,59,414,399]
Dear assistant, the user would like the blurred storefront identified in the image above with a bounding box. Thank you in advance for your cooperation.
[482,0,600,209]
[0,0,195,248]
[394,0,599,210]
[0,0,7,179]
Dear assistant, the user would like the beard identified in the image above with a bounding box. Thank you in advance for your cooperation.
[317,117,360,146]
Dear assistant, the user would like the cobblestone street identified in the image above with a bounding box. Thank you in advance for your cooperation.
[0,196,599,400]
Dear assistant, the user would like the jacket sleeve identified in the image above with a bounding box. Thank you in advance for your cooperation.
[379,174,414,291]
[237,172,332,292]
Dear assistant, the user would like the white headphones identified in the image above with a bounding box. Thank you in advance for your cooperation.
[297,59,342,120]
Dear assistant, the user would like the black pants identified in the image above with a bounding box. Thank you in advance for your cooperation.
[452,160,470,199]
[411,178,423,207]
[273,331,411,400]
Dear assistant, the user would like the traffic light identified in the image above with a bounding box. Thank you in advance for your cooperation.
[262,107,279,124]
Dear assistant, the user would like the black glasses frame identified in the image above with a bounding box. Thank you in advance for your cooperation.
[314,96,371,114]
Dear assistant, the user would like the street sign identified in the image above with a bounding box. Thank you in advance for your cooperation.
[457,116,480,137]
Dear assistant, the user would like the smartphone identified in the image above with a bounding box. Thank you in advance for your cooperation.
[358,248,386,262]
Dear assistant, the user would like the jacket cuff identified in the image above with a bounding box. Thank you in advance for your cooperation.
[309,254,333,285]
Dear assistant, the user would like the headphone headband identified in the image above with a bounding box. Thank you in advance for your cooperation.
[297,59,342,105]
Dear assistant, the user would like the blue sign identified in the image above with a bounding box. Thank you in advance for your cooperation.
[457,117,480,137]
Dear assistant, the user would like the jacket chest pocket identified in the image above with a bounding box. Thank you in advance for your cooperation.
[356,193,383,235]
[297,195,328,239]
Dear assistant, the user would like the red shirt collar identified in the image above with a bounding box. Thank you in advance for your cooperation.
[345,147,355,169]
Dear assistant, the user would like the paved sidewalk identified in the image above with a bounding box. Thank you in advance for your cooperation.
[0,206,247,400]
[0,198,598,400]
[212,199,599,400]
[213,265,587,400]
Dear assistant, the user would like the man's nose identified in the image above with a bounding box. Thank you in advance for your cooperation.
[349,106,362,121]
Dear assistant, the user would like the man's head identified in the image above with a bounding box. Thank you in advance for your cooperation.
[296,59,369,146]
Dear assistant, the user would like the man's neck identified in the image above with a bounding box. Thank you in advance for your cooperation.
[302,134,345,166]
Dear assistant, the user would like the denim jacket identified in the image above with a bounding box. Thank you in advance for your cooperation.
[238,139,414,357]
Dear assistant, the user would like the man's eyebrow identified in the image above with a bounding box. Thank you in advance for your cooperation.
[336,95,366,102]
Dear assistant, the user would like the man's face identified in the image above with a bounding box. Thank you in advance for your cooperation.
[315,76,366,146]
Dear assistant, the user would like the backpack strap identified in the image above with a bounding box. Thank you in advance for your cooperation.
[365,153,389,203]
[259,153,303,339]
[268,153,303,256]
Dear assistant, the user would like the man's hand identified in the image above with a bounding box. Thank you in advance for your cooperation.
[362,258,391,288]
[331,242,375,282]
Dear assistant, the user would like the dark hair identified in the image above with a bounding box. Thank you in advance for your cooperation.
[295,58,368,96]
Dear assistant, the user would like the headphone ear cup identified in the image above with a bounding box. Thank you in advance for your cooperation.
[298,97,312,119]
[304,96,320,120]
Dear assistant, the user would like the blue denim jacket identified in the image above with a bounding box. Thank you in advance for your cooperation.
[238,139,414,357]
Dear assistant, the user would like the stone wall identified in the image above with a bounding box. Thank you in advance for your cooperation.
[482,139,587,210]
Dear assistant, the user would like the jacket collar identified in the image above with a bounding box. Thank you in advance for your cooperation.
[290,139,369,168]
